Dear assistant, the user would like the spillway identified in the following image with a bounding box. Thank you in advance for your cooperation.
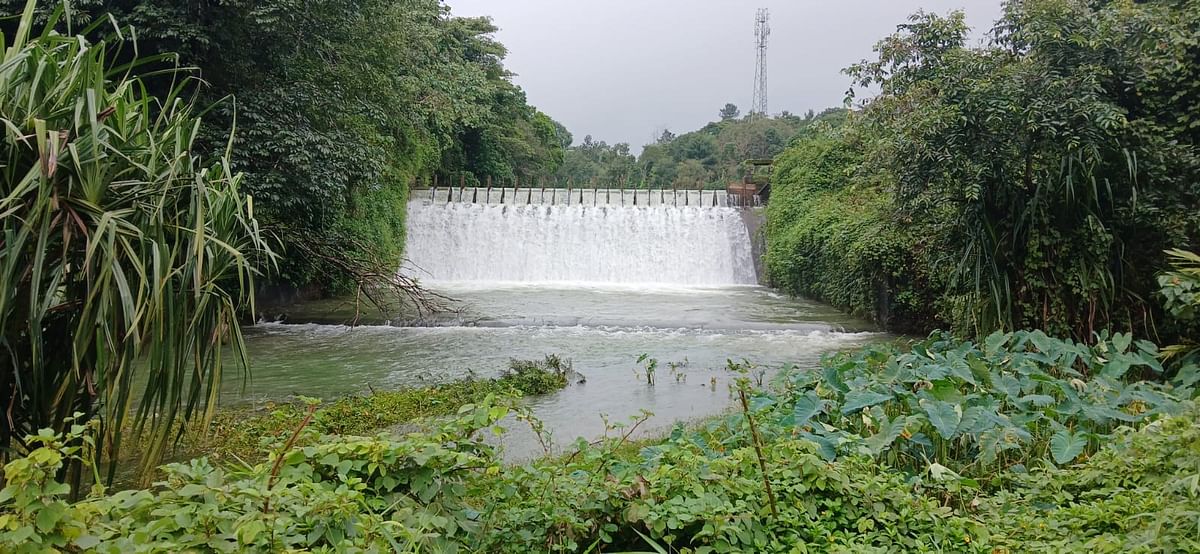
[237,189,881,461]
[402,201,758,285]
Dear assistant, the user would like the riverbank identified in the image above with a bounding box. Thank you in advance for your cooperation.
[113,357,575,486]
[6,332,1197,552]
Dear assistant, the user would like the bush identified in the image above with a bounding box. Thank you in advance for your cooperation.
[766,125,937,330]
[2,338,1196,552]
[767,2,1200,341]
[0,2,272,479]
[125,360,576,472]
[1159,249,1200,371]
[985,404,1200,551]
[500,355,575,395]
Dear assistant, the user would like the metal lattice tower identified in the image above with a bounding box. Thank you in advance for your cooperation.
[751,8,770,119]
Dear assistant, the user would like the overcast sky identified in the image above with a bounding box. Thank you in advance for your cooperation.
[446,0,1005,151]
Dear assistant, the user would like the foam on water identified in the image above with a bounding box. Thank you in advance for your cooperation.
[402,202,757,285]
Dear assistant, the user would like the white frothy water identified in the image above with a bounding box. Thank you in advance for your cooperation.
[402,201,758,285]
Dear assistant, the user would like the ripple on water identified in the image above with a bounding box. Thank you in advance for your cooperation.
[237,284,887,459]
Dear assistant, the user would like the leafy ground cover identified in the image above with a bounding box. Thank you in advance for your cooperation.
[3,336,1196,552]
[118,356,573,482]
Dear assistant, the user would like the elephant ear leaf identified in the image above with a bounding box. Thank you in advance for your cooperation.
[920,399,962,440]
[1050,429,1088,465]
[863,415,907,455]
[792,391,825,430]
[841,390,893,414]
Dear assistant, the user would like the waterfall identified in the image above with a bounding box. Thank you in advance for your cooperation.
[402,201,758,285]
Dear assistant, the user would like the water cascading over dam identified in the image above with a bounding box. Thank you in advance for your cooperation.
[402,189,758,285]
[243,187,877,460]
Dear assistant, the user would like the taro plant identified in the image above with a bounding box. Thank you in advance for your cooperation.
[772,331,1184,477]
[667,358,689,383]
[0,0,274,481]
[636,354,657,385]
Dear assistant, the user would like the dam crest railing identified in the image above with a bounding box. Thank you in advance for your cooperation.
[422,187,761,208]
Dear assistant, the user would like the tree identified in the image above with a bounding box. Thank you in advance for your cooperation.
[844,3,1200,338]
[0,3,273,482]
[0,0,568,294]
[719,103,741,121]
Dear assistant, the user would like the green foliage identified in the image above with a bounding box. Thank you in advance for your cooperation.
[985,403,1200,551]
[765,119,936,329]
[555,135,639,186]
[768,330,1184,477]
[718,103,740,121]
[1,400,511,552]
[0,1,273,479]
[556,110,826,190]
[1159,249,1200,375]
[0,0,566,291]
[499,355,574,395]
[149,358,575,466]
[768,1,1200,340]
[3,338,1198,552]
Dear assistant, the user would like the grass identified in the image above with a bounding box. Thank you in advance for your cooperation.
[117,356,574,481]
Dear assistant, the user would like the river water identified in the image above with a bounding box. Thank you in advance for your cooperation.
[238,198,885,457]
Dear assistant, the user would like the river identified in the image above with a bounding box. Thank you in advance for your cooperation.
[237,195,885,457]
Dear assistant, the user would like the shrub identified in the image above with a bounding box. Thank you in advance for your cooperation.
[1159,249,1200,373]
[766,125,938,330]
[500,355,574,395]
[0,1,272,480]
[2,339,1196,553]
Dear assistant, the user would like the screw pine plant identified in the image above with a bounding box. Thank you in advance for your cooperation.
[0,0,273,481]
[1159,249,1200,373]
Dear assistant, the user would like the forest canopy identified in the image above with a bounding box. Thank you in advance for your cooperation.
[767,0,1200,343]
[0,0,568,290]
[554,108,843,189]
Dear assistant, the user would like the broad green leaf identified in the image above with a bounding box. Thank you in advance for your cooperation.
[799,431,839,461]
[995,374,1023,401]
[863,415,908,455]
[1110,332,1132,353]
[958,405,996,435]
[1018,394,1056,408]
[984,331,1011,355]
[920,399,962,439]
[749,395,776,412]
[823,364,850,394]
[1100,354,1134,379]
[1050,429,1087,465]
[792,391,825,429]
[841,389,893,414]
[949,359,977,386]
[1081,404,1140,423]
